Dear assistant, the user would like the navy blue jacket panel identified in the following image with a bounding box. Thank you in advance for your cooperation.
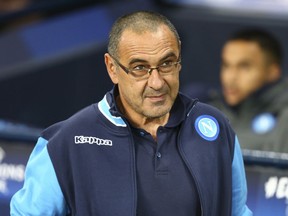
[44,89,232,216]
[179,102,234,216]
[46,107,136,215]
[10,88,252,216]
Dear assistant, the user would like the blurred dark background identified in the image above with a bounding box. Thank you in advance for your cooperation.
[0,0,288,128]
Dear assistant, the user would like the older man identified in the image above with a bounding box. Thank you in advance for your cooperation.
[10,11,252,216]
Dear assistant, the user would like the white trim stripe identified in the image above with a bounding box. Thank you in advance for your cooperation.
[98,95,127,127]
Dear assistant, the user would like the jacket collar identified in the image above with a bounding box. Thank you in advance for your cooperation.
[104,85,189,128]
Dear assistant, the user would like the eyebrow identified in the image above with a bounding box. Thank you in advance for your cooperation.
[237,61,252,66]
[128,52,178,65]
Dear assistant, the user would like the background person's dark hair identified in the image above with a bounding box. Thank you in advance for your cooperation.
[228,28,282,66]
[107,10,181,58]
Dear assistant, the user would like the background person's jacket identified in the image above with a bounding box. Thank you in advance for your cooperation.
[10,88,252,216]
[208,78,288,153]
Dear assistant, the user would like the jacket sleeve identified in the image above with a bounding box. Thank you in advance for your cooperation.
[10,137,69,216]
[231,136,253,216]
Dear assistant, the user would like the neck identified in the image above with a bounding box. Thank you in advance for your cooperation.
[133,114,170,140]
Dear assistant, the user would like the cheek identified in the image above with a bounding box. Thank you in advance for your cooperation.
[172,80,180,94]
[249,70,266,86]
[220,73,226,84]
[240,74,263,94]
[165,76,179,96]
[220,71,231,85]
[119,79,144,100]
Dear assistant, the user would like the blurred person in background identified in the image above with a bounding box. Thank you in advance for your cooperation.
[0,0,43,32]
[208,28,288,153]
[0,0,31,12]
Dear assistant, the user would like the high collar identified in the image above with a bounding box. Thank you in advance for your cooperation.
[107,85,122,117]
[106,85,188,128]
[222,78,287,114]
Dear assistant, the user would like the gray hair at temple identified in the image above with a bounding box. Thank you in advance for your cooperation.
[107,11,181,58]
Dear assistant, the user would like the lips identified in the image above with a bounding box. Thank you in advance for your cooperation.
[146,94,166,102]
[223,87,238,96]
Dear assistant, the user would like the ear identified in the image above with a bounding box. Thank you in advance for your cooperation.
[178,63,182,73]
[104,53,119,84]
[267,63,281,82]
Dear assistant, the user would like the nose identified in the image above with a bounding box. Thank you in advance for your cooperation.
[147,68,165,90]
[148,67,159,75]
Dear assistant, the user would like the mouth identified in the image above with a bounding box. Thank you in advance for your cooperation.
[145,94,166,103]
[223,87,238,96]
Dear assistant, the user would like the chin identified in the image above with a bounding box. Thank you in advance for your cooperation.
[226,99,241,107]
[144,107,170,118]
[224,97,237,106]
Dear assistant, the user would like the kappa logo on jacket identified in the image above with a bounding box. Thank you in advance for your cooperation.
[74,136,113,146]
[195,115,220,141]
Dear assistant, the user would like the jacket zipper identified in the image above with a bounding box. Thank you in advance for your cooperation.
[125,121,138,216]
[178,101,204,216]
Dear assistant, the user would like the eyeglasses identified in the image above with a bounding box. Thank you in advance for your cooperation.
[109,54,181,80]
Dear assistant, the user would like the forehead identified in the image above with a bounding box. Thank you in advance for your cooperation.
[222,40,265,61]
[117,25,179,60]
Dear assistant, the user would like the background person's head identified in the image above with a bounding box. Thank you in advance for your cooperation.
[220,28,282,106]
[104,11,181,122]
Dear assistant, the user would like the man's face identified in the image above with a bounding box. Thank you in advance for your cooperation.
[106,25,181,121]
[220,40,275,106]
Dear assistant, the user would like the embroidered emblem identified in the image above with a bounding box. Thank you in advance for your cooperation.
[195,115,219,141]
[75,136,113,146]
[252,113,276,134]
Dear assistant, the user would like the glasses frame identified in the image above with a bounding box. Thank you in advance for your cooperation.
[109,53,181,77]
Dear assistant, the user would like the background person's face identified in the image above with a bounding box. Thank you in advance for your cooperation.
[108,25,181,121]
[220,40,275,106]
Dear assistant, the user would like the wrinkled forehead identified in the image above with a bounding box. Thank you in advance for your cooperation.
[118,25,180,49]
[117,26,180,59]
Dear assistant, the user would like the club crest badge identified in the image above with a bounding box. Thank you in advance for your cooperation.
[252,113,276,134]
[195,115,219,141]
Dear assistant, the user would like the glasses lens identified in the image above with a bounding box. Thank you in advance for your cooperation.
[160,64,173,72]
[130,69,149,78]
[159,62,180,73]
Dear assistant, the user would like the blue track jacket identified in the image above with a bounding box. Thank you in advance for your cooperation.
[10,89,252,216]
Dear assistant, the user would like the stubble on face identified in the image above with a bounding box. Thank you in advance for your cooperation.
[116,26,180,125]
